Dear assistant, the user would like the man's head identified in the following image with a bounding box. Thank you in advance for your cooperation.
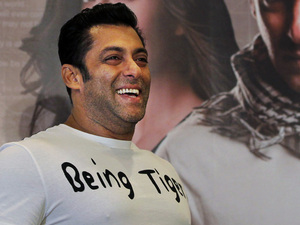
[58,3,151,137]
[58,3,145,96]
[250,0,300,93]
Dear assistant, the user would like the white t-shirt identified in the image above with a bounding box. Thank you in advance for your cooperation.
[0,124,191,225]
[156,115,300,225]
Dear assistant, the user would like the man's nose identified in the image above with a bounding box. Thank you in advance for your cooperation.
[122,59,141,78]
[289,0,300,43]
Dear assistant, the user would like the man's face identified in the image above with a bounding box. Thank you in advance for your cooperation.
[82,0,181,75]
[82,25,150,128]
[251,0,300,92]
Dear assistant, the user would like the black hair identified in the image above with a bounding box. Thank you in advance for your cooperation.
[58,3,144,97]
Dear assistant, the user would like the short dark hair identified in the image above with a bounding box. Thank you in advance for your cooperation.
[58,3,145,98]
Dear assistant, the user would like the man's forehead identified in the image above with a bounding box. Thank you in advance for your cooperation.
[89,24,143,47]
[86,25,146,55]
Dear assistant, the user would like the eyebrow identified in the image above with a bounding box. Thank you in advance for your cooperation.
[134,47,148,56]
[100,46,148,58]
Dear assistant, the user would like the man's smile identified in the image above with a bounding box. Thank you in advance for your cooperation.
[116,88,140,97]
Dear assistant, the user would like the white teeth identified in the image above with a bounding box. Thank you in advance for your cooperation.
[117,88,140,95]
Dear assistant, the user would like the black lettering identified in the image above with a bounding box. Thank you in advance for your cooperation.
[155,169,169,191]
[96,172,107,188]
[61,162,85,192]
[139,169,161,193]
[82,171,99,190]
[91,158,107,188]
[118,172,134,199]
[165,175,180,203]
[103,169,121,187]
[172,178,186,198]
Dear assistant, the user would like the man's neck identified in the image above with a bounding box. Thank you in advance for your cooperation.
[64,111,135,141]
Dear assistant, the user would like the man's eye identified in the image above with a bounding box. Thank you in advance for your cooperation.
[104,56,122,62]
[136,57,148,63]
[135,57,148,67]
[104,56,122,65]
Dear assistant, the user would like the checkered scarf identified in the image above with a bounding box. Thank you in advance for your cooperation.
[194,36,300,159]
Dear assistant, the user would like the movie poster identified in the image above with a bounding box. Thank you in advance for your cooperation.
[1,1,300,224]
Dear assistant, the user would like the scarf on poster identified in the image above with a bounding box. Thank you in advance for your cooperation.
[194,35,300,159]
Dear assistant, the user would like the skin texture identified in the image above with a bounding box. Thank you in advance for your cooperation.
[62,25,151,140]
[251,0,300,93]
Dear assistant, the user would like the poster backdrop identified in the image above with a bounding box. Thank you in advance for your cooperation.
[0,0,43,144]
[2,1,300,224]
[0,0,258,146]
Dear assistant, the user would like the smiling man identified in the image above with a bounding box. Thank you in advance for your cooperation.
[63,24,150,140]
[0,3,191,225]
[156,0,300,224]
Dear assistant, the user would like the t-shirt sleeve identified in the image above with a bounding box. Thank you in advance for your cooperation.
[0,144,46,224]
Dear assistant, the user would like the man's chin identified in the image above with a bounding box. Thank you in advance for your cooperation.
[123,112,146,124]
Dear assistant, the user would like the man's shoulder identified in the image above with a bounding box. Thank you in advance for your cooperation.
[0,124,79,159]
[1,125,53,146]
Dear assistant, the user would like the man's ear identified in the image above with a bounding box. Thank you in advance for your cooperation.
[61,64,83,91]
[249,0,256,19]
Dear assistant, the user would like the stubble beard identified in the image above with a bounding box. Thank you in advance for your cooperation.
[83,83,148,130]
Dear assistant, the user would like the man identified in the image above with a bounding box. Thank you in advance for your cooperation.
[156,0,300,224]
[0,3,191,224]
